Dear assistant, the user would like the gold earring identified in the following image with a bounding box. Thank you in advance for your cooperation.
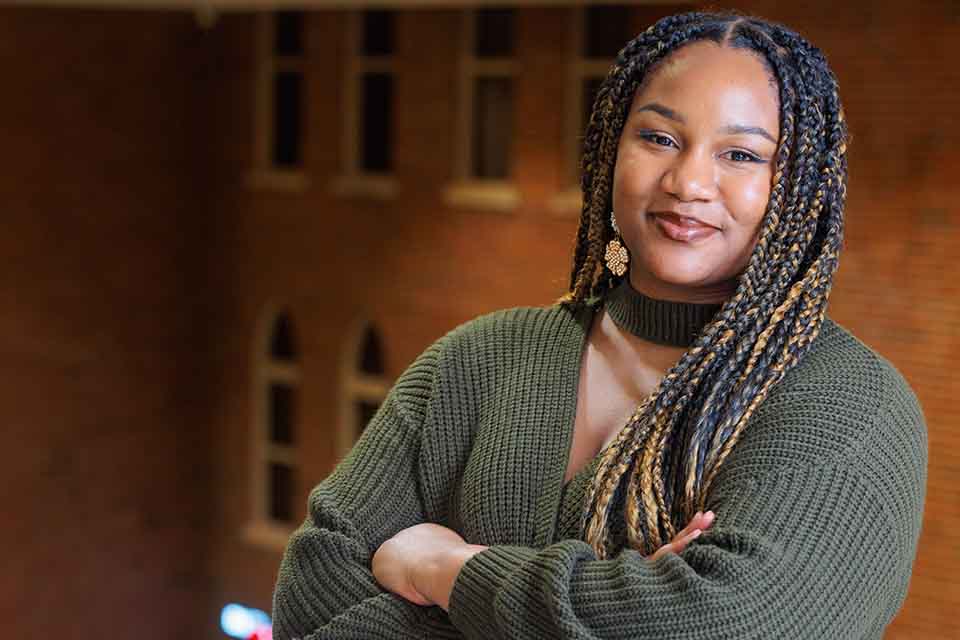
[605,211,629,277]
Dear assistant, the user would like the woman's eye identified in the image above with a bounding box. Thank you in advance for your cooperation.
[640,132,676,148]
[725,149,763,163]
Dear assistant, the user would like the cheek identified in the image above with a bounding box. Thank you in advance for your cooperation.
[726,174,771,234]
[719,174,772,275]
[612,153,632,199]
[613,146,657,201]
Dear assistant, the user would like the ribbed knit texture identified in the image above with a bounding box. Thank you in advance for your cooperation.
[271,297,927,640]
[603,278,723,346]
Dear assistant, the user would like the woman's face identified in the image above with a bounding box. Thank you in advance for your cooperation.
[612,41,780,303]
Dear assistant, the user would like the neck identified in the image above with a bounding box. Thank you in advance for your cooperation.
[628,269,736,305]
[602,278,723,348]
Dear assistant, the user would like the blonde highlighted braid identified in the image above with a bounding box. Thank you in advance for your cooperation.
[557,13,849,558]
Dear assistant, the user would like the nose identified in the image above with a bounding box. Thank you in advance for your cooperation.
[660,148,718,202]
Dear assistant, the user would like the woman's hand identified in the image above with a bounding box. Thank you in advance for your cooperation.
[372,523,487,611]
[648,510,716,562]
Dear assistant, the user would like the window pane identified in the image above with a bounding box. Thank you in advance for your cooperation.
[358,325,386,375]
[472,77,513,179]
[268,463,295,522]
[585,5,633,58]
[274,11,304,57]
[270,313,297,360]
[360,73,393,173]
[273,71,302,167]
[475,9,514,57]
[361,10,395,56]
[355,400,380,437]
[269,383,295,445]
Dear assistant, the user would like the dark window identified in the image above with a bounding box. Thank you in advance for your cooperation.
[274,11,305,57]
[360,73,393,172]
[361,10,395,56]
[268,463,295,522]
[269,383,295,445]
[270,313,297,360]
[475,9,515,57]
[358,326,385,375]
[273,71,302,167]
[472,77,513,179]
[355,400,381,437]
[585,5,633,58]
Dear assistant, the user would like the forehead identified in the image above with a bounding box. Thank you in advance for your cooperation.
[633,41,780,127]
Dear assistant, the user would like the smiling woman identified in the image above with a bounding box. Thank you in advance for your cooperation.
[271,11,927,640]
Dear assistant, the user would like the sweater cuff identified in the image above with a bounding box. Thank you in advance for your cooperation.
[447,545,538,637]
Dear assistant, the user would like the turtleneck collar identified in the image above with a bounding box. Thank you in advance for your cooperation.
[600,279,723,347]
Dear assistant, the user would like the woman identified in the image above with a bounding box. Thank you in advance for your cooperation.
[272,12,926,639]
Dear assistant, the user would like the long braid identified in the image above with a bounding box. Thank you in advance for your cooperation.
[559,12,849,557]
[698,32,847,502]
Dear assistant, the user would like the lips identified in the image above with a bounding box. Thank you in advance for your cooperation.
[649,211,720,243]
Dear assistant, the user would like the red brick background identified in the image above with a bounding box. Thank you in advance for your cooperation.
[0,8,216,638]
[1,2,956,638]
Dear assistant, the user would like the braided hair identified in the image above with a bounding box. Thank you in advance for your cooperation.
[558,12,849,558]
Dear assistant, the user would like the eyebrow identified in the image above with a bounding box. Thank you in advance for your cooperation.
[721,124,778,144]
[636,102,685,123]
[636,102,778,145]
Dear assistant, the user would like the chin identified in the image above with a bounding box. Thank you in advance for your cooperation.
[637,251,727,291]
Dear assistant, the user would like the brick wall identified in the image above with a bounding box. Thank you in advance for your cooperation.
[0,9,215,638]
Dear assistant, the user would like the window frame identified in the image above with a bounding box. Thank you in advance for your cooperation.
[244,304,301,551]
[337,319,390,461]
[331,10,399,201]
[247,11,310,193]
[443,8,520,213]
[551,6,613,215]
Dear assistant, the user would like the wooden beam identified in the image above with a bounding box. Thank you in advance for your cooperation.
[1,0,664,12]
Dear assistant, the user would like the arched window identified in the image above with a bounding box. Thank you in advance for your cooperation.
[247,306,301,549]
[338,321,390,461]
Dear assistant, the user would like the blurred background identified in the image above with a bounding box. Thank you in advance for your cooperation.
[1,0,956,638]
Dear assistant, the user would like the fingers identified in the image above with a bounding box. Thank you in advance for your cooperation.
[676,525,703,549]
[650,526,702,562]
[648,510,717,562]
[677,510,716,538]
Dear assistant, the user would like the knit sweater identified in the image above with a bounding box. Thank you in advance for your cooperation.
[271,283,927,640]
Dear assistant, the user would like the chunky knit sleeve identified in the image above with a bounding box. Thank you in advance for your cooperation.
[271,336,453,640]
[448,357,928,640]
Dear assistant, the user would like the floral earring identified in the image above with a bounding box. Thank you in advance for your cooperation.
[604,210,629,277]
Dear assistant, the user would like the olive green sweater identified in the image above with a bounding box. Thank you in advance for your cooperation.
[272,285,927,639]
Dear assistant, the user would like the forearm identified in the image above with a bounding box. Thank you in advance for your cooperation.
[271,521,380,639]
[278,592,443,640]
[272,397,434,637]
[447,462,911,640]
[415,543,489,611]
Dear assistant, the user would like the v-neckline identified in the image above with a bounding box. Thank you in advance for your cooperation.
[561,301,634,490]
[532,301,605,546]
[561,302,602,486]
[532,287,721,545]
